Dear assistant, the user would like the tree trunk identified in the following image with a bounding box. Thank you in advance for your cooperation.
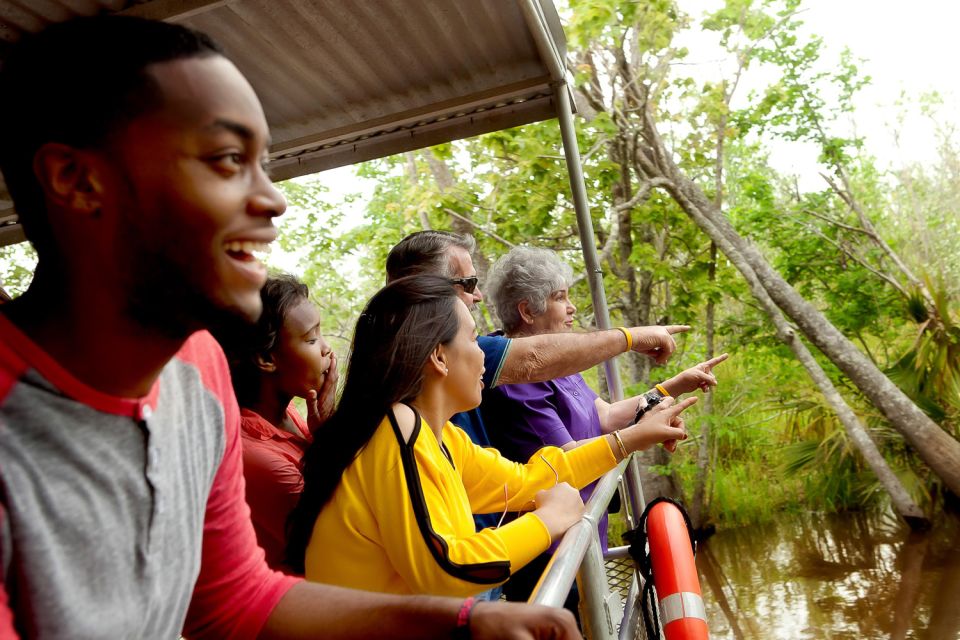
[690,242,716,532]
[670,171,960,500]
[403,152,432,231]
[657,170,928,526]
[424,151,493,333]
[634,108,960,498]
[612,147,643,385]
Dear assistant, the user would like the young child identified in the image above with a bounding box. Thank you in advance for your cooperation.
[217,274,338,570]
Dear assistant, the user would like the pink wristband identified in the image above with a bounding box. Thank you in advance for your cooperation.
[453,597,476,639]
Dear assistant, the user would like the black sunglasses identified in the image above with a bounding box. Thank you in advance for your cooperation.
[448,276,479,294]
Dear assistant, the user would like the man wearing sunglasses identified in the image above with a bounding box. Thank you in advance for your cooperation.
[385,230,689,457]
[448,275,480,295]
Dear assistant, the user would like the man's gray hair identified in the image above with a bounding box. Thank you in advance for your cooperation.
[486,246,573,333]
[385,230,476,282]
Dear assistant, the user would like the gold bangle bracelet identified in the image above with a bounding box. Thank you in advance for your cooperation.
[616,327,633,352]
[612,430,629,460]
[655,383,671,397]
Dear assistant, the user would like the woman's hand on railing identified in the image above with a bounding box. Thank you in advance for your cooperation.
[617,396,696,454]
[532,483,585,540]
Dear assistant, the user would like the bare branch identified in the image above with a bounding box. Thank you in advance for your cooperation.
[614,177,672,212]
[797,207,877,237]
[797,219,911,299]
[442,208,515,249]
[821,172,935,311]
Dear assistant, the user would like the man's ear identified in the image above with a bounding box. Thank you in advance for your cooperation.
[518,300,537,325]
[256,353,277,373]
[33,143,107,216]
[427,345,449,376]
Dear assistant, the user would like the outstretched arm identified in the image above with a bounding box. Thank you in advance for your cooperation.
[261,584,582,640]
[497,325,690,385]
[596,353,730,433]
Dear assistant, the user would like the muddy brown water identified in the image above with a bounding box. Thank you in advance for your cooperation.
[695,510,960,639]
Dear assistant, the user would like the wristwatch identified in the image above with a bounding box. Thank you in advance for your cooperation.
[633,388,666,424]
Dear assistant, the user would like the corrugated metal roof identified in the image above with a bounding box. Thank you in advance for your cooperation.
[0,0,568,246]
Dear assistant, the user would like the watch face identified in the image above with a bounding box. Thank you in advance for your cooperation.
[635,391,665,424]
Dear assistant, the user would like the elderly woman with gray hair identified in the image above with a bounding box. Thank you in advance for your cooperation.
[482,246,728,608]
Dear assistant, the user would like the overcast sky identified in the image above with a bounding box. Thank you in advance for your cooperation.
[680,0,960,179]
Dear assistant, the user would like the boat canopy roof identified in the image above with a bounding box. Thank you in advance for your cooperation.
[0,0,569,246]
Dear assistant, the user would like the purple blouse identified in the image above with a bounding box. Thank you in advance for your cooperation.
[482,372,609,552]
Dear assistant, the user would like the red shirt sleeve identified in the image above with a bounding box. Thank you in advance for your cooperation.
[0,587,18,640]
[179,333,301,639]
[0,332,24,639]
[0,503,19,640]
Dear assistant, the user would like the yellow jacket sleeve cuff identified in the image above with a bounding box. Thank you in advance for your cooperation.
[492,512,552,573]
[562,436,617,487]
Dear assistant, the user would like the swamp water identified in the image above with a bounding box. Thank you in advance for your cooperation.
[696,510,960,639]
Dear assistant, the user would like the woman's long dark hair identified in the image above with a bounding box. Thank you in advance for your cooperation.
[285,275,461,572]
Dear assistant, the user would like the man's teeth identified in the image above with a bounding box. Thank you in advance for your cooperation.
[225,241,272,256]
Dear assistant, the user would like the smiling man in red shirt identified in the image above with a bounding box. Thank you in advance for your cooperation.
[0,15,580,640]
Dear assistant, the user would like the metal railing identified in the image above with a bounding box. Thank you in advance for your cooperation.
[529,456,649,640]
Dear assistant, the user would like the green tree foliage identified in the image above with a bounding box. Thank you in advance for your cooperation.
[0,242,37,297]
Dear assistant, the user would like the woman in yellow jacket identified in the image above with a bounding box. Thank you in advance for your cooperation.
[285,275,696,597]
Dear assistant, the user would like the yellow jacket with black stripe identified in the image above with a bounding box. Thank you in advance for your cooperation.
[303,406,617,597]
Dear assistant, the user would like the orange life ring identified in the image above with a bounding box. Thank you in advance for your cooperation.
[647,501,709,639]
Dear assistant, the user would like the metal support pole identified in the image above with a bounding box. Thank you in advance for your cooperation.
[618,573,644,640]
[602,545,631,560]
[552,78,658,640]
[625,456,647,524]
[552,81,624,401]
[524,12,651,627]
[618,475,635,531]
[577,534,619,640]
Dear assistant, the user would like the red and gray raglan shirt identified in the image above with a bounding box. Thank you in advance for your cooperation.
[0,314,300,639]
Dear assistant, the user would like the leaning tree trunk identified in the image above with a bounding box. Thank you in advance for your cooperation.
[633,107,960,498]
[690,242,717,532]
[674,183,928,526]
[673,173,960,498]
[691,115,726,532]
